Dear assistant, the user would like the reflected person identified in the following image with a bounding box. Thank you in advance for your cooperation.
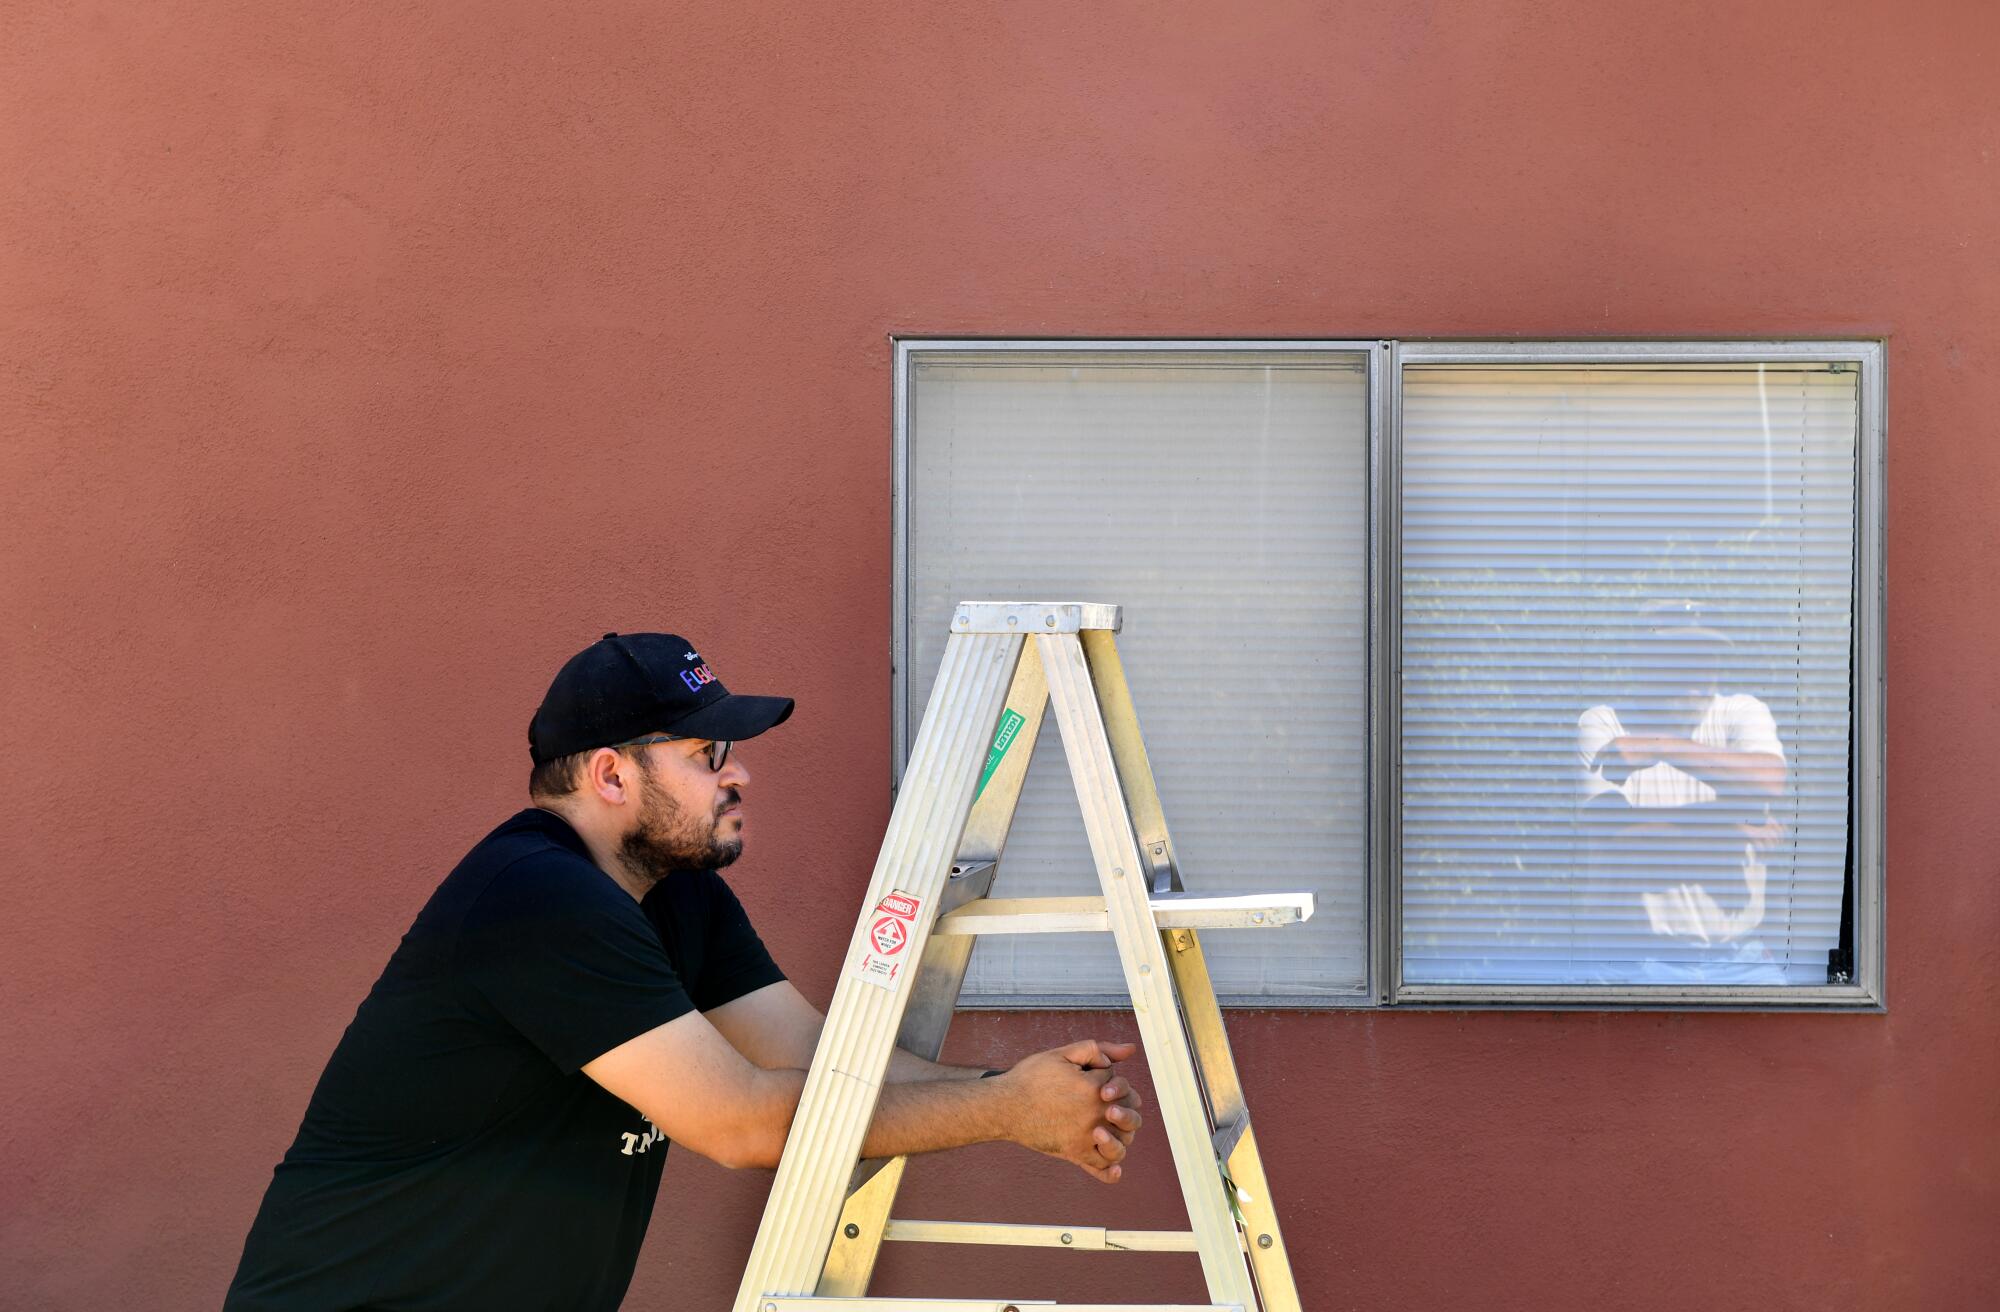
[1575,602,1789,981]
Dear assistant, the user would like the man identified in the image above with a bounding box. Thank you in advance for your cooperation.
[226,631,1144,1311]
[1575,602,1790,979]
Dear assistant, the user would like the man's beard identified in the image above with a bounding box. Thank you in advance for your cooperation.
[616,760,742,888]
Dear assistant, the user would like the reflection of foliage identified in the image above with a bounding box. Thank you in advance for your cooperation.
[1407,515,1844,713]
[1403,504,1854,968]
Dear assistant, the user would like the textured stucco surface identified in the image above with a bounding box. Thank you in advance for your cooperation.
[3,2,1997,1308]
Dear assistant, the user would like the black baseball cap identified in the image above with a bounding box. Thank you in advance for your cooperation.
[528,632,794,766]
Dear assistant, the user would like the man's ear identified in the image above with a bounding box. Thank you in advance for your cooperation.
[584,747,634,806]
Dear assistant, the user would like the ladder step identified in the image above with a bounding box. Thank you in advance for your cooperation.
[881,1220,1202,1252]
[764,1302,1241,1311]
[950,600,1124,634]
[933,892,1314,936]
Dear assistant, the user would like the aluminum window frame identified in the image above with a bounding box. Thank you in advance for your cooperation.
[894,338,1386,1008]
[1388,340,1885,1009]
[892,337,1885,1011]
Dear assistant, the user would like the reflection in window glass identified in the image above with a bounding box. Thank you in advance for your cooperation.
[1400,365,1858,986]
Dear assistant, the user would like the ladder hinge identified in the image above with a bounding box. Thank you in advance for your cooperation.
[1211,1114,1248,1165]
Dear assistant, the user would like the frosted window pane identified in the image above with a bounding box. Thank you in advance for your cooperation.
[907,352,1370,1001]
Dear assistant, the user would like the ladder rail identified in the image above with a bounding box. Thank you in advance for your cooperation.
[734,630,1027,1312]
[817,642,1052,1297]
[1076,630,1303,1312]
[1036,631,1258,1308]
[1162,929,1302,1312]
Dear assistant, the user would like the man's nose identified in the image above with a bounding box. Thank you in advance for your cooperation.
[720,753,750,789]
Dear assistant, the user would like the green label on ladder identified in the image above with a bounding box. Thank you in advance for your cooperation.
[973,708,1026,801]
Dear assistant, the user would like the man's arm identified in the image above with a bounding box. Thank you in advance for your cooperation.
[706,981,988,1082]
[582,1008,1142,1181]
[1594,736,1786,797]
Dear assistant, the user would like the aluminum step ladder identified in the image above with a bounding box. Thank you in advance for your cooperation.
[732,602,1309,1312]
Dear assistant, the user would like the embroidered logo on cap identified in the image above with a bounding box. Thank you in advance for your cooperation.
[680,661,716,693]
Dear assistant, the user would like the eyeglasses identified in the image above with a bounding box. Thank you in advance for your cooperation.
[616,735,733,772]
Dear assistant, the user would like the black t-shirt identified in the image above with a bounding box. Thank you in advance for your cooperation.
[225,809,785,1311]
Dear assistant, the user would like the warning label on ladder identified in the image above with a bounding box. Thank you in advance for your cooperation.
[851,889,923,991]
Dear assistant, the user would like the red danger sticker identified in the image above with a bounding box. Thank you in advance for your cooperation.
[852,889,924,991]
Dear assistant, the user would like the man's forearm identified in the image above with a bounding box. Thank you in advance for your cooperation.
[864,1072,1017,1158]
[737,1064,1015,1167]
[722,1040,1139,1182]
[1604,736,1785,796]
[887,1046,993,1083]
[1649,740,1785,796]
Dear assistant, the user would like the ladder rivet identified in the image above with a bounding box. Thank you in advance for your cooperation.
[1112,867,1124,878]
[1060,1232,1073,1244]
[1252,912,1265,923]
[1259,1233,1274,1249]
[1044,614,1056,626]
[1007,614,1018,626]
[1139,964,1151,975]
[844,1223,860,1238]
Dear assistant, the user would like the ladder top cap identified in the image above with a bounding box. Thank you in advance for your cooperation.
[951,602,1123,634]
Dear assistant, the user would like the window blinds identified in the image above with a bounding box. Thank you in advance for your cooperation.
[906,352,1370,1001]
[1399,365,1858,987]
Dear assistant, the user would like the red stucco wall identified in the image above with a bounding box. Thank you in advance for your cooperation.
[4,2,1996,1308]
